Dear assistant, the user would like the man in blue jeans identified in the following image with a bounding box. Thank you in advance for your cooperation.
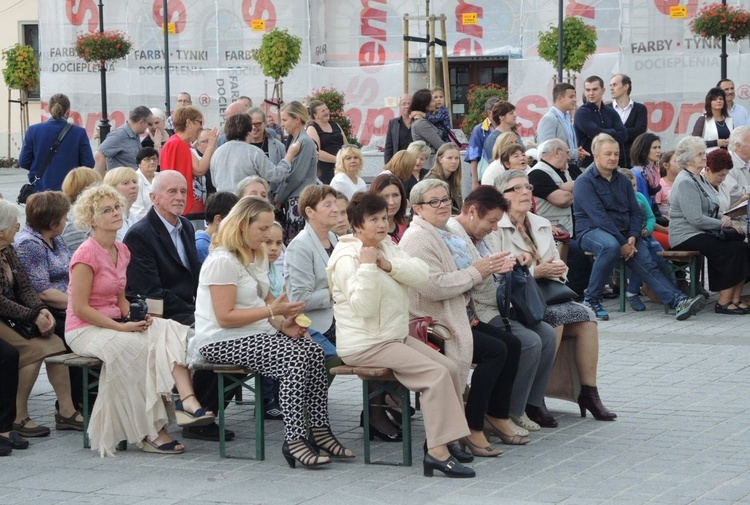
[573,134,705,321]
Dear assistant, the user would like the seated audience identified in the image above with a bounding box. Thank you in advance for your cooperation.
[327,191,475,477]
[383,150,418,196]
[573,134,705,321]
[66,184,213,457]
[130,147,159,221]
[424,143,464,214]
[704,149,735,214]
[191,196,353,468]
[61,168,102,253]
[446,186,559,430]
[195,192,240,264]
[669,136,750,314]
[401,180,526,452]
[369,173,408,244]
[654,151,679,218]
[405,141,431,195]
[481,143,528,186]
[235,175,271,200]
[330,145,366,199]
[103,167,139,241]
[0,200,81,438]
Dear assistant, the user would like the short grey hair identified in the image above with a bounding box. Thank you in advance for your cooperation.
[235,176,271,198]
[407,140,432,159]
[674,136,707,170]
[538,138,567,160]
[149,108,166,121]
[0,200,20,232]
[729,126,750,151]
[151,170,187,194]
[494,169,529,193]
[410,179,449,205]
[247,107,266,120]
[591,133,618,155]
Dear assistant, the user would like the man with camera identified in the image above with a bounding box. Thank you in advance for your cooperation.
[123,171,234,442]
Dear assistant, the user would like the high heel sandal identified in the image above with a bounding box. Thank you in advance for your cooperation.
[423,453,476,478]
[577,385,617,420]
[174,394,215,428]
[458,437,503,457]
[483,416,530,446]
[282,439,330,468]
[359,411,402,442]
[309,427,355,458]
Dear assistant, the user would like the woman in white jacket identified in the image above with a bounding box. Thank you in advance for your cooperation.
[327,191,475,479]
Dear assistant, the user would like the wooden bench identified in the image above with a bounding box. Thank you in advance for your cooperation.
[190,362,264,460]
[44,353,128,450]
[330,365,413,467]
[657,250,703,314]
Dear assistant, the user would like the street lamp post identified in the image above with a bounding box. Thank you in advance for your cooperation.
[98,0,111,142]
[720,0,727,80]
[557,0,564,83]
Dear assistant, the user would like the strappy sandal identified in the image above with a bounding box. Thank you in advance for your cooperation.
[12,417,50,438]
[282,439,330,468]
[55,411,84,431]
[174,394,216,427]
[309,427,355,458]
[715,302,748,315]
[142,437,185,454]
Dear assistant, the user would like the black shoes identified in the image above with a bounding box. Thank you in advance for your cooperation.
[578,385,617,421]
[0,431,29,455]
[423,440,474,463]
[423,453,476,478]
[360,411,402,442]
[182,422,235,441]
[525,403,558,428]
[282,439,330,468]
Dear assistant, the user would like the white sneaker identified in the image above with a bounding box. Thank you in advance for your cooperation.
[510,414,541,432]
[508,418,530,437]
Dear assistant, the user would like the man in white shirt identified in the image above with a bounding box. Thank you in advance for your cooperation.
[610,74,647,168]
[718,79,750,127]
[722,126,750,209]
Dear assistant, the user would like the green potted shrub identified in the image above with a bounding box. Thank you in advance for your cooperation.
[538,17,598,82]
[251,28,302,105]
[2,44,40,90]
[306,87,359,146]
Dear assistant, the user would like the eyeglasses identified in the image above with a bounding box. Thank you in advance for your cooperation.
[193,119,204,126]
[503,184,533,193]
[252,121,264,128]
[416,197,452,208]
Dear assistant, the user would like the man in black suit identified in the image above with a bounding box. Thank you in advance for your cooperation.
[610,74,648,168]
[124,170,235,442]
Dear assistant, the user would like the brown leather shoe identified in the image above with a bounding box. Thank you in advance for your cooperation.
[525,403,558,428]
[12,417,51,437]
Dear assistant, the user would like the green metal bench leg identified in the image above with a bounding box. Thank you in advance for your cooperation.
[362,380,372,464]
[82,367,90,449]
[618,260,626,312]
[253,374,264,460]
[362,379,411,466]
[218,373,264,460]
[689,257,698,298]
[398,385,412,466]
[218,373,227,458]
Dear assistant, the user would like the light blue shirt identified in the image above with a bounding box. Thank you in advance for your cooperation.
[552,106,576,153]
[155,211,189,268]
[729,103,750,127]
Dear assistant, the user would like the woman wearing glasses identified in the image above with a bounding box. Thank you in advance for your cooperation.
[488,170,616,421]
[401,180,527,455]
[161,106,218,221]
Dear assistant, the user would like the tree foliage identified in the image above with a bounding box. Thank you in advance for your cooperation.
[538,17,597,74]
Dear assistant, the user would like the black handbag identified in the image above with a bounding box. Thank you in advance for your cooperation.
[17,122,73,205]
[537,278,578,305]
[2,317,39,339]
[717,227,746,242]
[497,263,547,327]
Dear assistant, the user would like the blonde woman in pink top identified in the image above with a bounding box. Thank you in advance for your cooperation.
[65,184,214,457]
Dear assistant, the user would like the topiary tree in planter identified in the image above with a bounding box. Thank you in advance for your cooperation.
[306,87,359,146]
[538,17,597,84]
[2,43,40,146]
[461,83,508,137]
[251,28,302,107]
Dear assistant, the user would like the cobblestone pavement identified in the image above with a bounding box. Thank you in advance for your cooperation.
[1,168,749,504]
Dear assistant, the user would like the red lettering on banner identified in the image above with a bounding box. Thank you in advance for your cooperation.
[653,0,698,18]
[348,107,393,146]
[675,103,704,134]
[646,101,674,132]
[359,0,387,67]
[65,0,99,33]
[85,112,126,138]
[516,95,547,138]
[152,0,188,34]
[566,0,595,19]
[454,1,483,56]
[242,0,277,32]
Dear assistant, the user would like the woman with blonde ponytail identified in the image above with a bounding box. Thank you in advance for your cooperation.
[19,94,95,192]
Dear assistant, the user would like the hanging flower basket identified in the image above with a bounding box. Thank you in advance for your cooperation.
[75,30,132,63]
[690,4,750,43]
[2,44,40,90]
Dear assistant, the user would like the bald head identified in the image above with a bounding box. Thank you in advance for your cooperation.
[225,100,250,119]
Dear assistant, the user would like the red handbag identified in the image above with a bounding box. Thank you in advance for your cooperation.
[408,317,454,352]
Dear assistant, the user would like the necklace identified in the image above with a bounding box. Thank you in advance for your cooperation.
[715,117,726,127]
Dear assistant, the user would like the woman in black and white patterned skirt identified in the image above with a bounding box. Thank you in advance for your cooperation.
[190,196,353,468]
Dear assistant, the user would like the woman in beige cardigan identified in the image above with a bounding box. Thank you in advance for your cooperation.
[328,191,475,478]
[487,170,616,421]
[401,179,528,454]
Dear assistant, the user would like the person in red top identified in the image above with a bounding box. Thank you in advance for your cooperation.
[161,106,218,222]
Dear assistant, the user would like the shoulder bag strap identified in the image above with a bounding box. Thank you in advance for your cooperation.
[31,122,74,184]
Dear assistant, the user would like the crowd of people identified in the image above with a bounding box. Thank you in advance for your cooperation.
[3,78,749,479]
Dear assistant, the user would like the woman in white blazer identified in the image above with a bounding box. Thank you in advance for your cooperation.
[692,87,734,153]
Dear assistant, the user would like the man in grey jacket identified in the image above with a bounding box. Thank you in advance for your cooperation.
[537,83,588,179]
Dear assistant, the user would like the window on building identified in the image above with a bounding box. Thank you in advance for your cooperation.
[21,23,40,100]
[449,60,508,129]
